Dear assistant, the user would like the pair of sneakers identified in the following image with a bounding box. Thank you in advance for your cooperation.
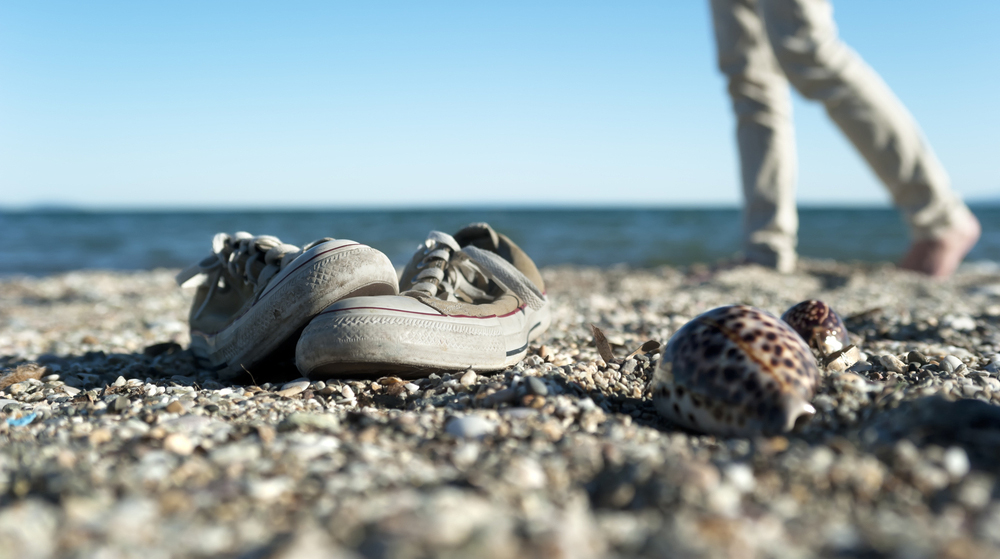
[176,223,551,380]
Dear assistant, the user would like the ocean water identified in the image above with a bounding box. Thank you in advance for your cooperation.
[1,206,998,276]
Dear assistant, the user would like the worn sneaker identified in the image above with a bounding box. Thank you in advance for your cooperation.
[296,223,550,378]
[176,232,398,378]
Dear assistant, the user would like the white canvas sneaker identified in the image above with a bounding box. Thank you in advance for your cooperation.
[296,223,551,378]
[176,232,398,378]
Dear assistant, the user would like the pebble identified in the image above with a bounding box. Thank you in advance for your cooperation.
[459,370,477,386]
[526,377,548,396]
[165,400,185,414]
[277,380,310,397]
[163,433,194,456]
[941,355,964,373]
[621,359,638,375]
[278,412,340,432]
[112,396,130,413]
[445,415,496,439]
[943,447,971,479]
[879,354,906,374]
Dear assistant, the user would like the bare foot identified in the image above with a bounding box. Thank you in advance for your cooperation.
[899,212,981,278]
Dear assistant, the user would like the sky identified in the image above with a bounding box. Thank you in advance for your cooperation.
[1,1,997,209]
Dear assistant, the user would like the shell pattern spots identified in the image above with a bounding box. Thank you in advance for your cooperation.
[781,300,850,356]
[652,305,820,437]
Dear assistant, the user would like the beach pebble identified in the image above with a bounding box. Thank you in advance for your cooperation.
[279,412,340,432]
[907,351,928,365]
[942,315,976,332]
[943,447,970,479]
[277,380,310,397]
[445,415,496,439]
[163,433,195,456]
[824,345,860,372]
[165,400,186,414]
[112,396,130,413]
[459,370,477,387]
[879,354,906,374]
[526,377,548,396]
[941,355,964,373]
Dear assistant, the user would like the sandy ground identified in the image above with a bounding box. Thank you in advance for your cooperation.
[2,260,1000,558]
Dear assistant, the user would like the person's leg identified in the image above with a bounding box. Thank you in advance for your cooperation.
[758,0,980,277]
[710,0,799,273]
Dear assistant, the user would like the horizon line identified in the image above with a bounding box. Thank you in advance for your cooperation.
[2,200,999,213]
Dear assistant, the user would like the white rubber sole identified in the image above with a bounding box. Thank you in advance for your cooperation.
[188,241,399,378]
[296,294,551,378]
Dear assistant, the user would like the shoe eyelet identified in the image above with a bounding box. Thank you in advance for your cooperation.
[410,277,418,284]
[416,262,426,269]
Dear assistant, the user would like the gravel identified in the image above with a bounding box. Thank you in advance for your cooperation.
[2,259,1000,557]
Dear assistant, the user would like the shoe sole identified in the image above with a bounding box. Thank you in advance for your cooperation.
[296,295,551,379]
[188,241,399,378]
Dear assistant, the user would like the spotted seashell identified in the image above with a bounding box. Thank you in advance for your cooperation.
[781,300,850,356]
[652,305,819,437]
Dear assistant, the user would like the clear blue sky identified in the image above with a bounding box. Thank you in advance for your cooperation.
[1,1,997,209]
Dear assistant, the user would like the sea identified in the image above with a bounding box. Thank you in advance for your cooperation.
[1,206,998,276]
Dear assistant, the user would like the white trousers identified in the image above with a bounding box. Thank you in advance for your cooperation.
[710,0,972,271]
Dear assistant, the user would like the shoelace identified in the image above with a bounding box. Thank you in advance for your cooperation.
[407,231,547,311]
[176,232,330,319]
[407,231,492,302]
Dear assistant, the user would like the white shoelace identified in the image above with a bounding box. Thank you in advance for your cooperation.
[407,231,546,310]
[408,231,492,302]
[176,232,329,319]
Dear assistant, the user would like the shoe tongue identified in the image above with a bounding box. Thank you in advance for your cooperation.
[452,222,500,251]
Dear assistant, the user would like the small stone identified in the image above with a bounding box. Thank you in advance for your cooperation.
[621,359,638,375]
[113,376,126,387]
[340,386,355,400]
[943,447,970,479]
[88,428,112,445]
[723,463,756,494]
[318,385,339,396]
[941,355,964,373]
[847,361,873,373]
[526,377,548,396]
[943,315,976,332]
[404,383,419,394]
[879,354,906,374]
[113,396,130,413]
[825,345,860,372]
[445,415,496,439]
[538,346,550,360]
[460,370,478,387]
[279,412,340,432]
[480,387,517,407]
[522,394,546,408]
[165,401,185,414]
[256,424,276,444]
[163,433,194,456]
[277,380,310,397]
[907,351,927,365]
[81,335,99,345]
